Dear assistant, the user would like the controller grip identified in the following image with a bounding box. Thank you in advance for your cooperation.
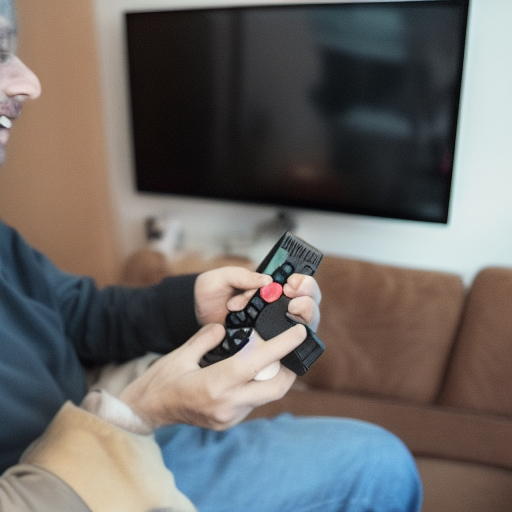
[254,296,325,376]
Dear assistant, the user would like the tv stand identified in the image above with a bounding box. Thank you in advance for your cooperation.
[254,210,297,240]
[220,210,298,263]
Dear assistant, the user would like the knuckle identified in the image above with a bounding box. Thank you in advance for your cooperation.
[273,376,295,401]
[209,406,235,430]
[203,381,224,403]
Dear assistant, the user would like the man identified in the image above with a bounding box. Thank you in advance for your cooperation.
[0,1,422,510]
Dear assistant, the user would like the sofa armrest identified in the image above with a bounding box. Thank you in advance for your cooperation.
[440,267,512,417]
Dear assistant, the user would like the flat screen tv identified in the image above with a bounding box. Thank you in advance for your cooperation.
[125,0,469,224]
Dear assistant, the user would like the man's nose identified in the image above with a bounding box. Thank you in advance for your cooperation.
[4,56,42,101]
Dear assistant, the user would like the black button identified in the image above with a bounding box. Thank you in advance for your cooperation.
[251,296,265,311]
[273,270,287,284]
[227,312,241,327]
[283,263,294,274]
[236,310,247,323]
[302,265,314,276]
[246,305,259,320]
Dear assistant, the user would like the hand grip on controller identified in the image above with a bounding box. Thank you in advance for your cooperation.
[200,232,325,376]
[201,276,324,377]
[254,294,324,376]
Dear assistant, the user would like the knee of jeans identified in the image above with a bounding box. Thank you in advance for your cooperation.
[365,427,423,511]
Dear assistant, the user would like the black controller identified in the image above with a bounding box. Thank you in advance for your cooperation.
[200,232,325,376]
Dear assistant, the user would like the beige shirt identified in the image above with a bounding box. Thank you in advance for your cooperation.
[0,401,197,512]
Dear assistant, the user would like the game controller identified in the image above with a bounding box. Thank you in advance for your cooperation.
[200,232,325,378]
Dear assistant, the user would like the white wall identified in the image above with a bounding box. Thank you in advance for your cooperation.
[93,0,512,284]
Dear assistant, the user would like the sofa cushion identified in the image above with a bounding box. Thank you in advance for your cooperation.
[304,256,464,404]
[250,388,512,471]
[417,457,512,512]
[440,267,512,417]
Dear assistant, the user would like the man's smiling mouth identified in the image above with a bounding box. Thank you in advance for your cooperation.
[0,115,12,129]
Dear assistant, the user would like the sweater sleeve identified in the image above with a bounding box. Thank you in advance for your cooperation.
[63,274,202,365]
[2,221,202,366]
[41,253,202,365]
[2,401,198,512]
[2,222,202,365]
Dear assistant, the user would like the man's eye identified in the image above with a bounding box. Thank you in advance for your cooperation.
[0,52,13,64]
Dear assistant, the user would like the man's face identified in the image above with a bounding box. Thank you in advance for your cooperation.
[0,0,41,165]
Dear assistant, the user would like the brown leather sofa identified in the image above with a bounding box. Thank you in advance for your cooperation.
[122,250,512,511]
[249,256,512,512]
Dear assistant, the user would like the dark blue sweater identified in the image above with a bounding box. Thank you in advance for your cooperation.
[0,221,200,473]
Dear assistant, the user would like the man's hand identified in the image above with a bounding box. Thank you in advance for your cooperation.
[194,266,321,330]
[118,322,307,430]
[194,266,271,325]
[119,266,321,431]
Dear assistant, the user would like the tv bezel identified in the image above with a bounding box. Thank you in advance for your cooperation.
[125,0,470,225]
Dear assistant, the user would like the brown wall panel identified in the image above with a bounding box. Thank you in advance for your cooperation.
[0,0,120,286]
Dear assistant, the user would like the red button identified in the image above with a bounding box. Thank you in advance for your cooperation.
[260,282,283,303]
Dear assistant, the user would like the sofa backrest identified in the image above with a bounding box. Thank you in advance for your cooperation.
[439,267,512,417]
[304,256,465,404]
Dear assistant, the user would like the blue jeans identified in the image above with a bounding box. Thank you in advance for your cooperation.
[155,414,422,512]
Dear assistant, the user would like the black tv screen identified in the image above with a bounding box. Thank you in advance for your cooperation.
[125,0,469,223]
